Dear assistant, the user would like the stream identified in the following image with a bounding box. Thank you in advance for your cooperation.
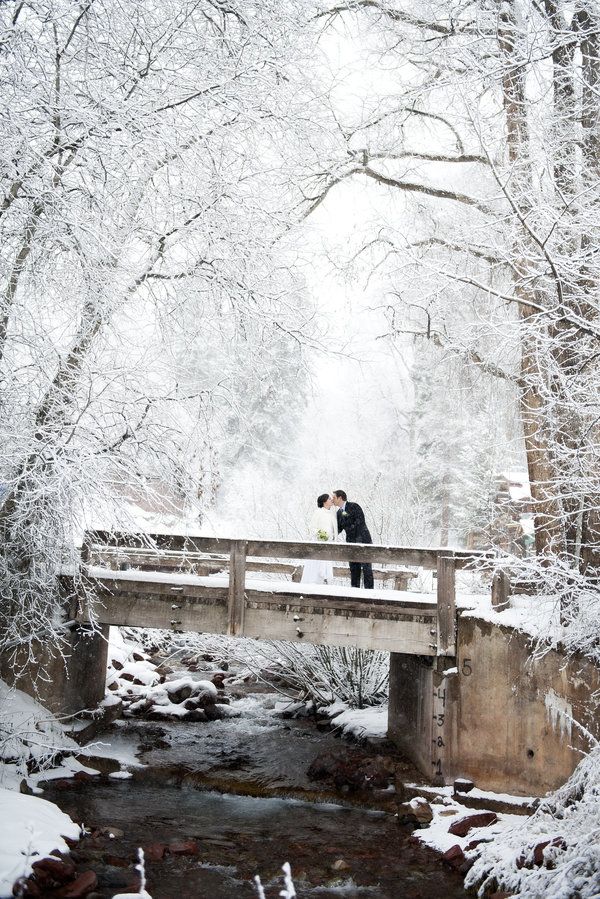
[40,678,468,897]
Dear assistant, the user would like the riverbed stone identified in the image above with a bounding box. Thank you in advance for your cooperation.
[167,839,199,856]
[331,859,350,871]
[52,870,98,897]
[396,799,433,828]
[165,683,193,703]
[185,708,208,722]
[143,843,167,862]
[448,812,498,837]
[442,845,471,872]
[31,856,76,883]
[516,836,566,869]
[102,854,129,868]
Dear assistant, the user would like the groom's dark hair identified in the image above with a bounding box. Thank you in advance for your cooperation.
[333,490,347,502]
[317,493,329,508]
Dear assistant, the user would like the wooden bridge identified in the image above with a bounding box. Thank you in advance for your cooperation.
[66,531,496,657]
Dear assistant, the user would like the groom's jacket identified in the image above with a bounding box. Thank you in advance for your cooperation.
[337,502,372,544]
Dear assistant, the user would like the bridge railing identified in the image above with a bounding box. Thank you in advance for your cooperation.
[82,530,495,656]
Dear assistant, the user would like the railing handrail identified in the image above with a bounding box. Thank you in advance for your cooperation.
[82,529,495,571]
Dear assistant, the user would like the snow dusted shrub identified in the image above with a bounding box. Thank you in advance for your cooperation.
[246,642,389,709]
[493,554,600,665]
[121,628,388,708]
[0,678,79,781]
[466,742,600,898]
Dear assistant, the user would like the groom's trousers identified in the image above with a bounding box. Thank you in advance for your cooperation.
[349,560,374,589]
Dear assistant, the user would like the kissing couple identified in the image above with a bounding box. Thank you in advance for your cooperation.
[300,490,374,589]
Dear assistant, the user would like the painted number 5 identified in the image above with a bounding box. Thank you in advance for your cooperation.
[461,659,473,676]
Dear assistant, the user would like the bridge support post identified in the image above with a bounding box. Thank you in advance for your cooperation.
[436,553,456,655]
[227,539,247,636]
[388,652,458,787]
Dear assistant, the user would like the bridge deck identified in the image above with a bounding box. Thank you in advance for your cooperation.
[76,566,440,655]
[73,531,495,656]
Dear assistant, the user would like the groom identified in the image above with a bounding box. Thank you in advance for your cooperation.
[332,490,374,589]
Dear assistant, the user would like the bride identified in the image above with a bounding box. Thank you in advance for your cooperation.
[300,493,338,585]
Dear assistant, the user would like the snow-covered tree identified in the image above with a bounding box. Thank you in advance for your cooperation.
[0,0,321,653]
[311,0,600,571]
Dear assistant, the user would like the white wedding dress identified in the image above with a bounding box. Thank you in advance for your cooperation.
[300,507,338,585]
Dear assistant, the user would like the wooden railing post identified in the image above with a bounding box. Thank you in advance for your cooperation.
[491,569,511,609]
[436,552,456,655]
[227,540,247,636]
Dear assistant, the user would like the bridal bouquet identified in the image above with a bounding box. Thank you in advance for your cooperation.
[317,529,329,541]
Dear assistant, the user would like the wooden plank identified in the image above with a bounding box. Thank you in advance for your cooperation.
[84,530,493,570]
[70,572,438,654]
[243,607,436,654]
[436,553,456,655]
[90,548,417,586]
[244,589,437,617]
[227,539,247,636]
[491,569,511,608]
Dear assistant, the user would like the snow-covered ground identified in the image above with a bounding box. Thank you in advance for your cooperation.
[0,682,83,896]
[0,790,81,896]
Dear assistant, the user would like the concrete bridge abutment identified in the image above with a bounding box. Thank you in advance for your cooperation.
[0,624,109,719]
[388,614,600,795]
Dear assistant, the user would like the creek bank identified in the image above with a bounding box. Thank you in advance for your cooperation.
[18,643,470,897]
[16,637,532,897]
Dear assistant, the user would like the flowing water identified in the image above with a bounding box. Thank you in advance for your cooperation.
[42,692,468,898]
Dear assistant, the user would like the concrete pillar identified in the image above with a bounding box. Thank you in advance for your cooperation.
[388,653,435,779]
[388,652,459,786]
[0,624,109,717]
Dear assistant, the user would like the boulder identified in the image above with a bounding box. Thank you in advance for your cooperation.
[167,839,199,856]
[517,836,566,869]
[165,683,193,704]
[448,812,498,837]
[52,870,98,898]
[31,856,76,883]
[397,800,433,828]
[185,709,208,722]
[442,845,466,869]
[454,778,475,794]
[533,837,566,866]
[143,843,167,862]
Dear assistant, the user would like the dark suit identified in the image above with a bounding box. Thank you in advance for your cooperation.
[337,501,374,589]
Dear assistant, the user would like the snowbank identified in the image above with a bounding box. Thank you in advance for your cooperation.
[465,745,600,898]
[0,790,80,897]
[321,702,388,741]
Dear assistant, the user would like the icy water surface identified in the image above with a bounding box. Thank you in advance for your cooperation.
[42,692,467,897]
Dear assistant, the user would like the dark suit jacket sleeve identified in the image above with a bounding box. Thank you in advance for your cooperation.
[342,502,367,542]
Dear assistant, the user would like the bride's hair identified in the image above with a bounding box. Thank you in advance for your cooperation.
[317,493,330,508]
